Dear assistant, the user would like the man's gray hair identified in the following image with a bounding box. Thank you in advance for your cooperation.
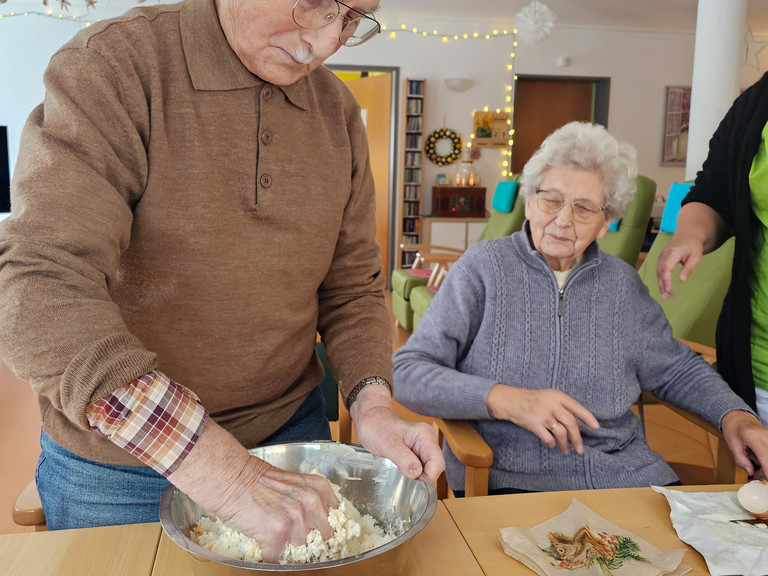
[519,121,638,219]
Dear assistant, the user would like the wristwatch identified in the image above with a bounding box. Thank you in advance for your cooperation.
[344,376,392,410]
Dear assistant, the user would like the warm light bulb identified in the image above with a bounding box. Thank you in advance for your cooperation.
[389,31,396,38]
[503,161,509,167]
[506,96,512,102]
[505,85,512,91]
[462,33,468,39]
[509,139,514,145]
[422,31,427,36]
[412,27,417,33]
[513,75,518,80]
[496,108,501,113]
[453,35,459,40]
[507,64,513,70]
[400,24,406,30]
[513,28,518,33]
[433,29,438,35]
[513,41,518,46]
[442,36,449,43]
[483,106,489,112]
[493,30,498,35]
[381,24,387,30]
[473,32,478,38]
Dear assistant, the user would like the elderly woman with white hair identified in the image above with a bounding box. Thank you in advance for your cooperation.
[393,121,768,496]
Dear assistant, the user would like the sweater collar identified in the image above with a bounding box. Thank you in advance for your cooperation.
[517,220,601,269]
[180,0,311,111]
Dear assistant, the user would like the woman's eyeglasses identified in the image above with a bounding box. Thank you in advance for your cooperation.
[534,189,608,224]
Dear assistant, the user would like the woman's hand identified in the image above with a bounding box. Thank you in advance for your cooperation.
[722,409,768,480]
[656,236,704,300]
[167,420,340,562]
[487,385,599,455]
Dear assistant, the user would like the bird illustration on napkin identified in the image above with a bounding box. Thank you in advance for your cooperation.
[499,499,690,576]
[542,525,648,574]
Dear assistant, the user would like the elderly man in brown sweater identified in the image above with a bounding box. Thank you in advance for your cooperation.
[0,0,443,561]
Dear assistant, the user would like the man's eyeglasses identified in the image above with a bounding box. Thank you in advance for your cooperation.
[534,189,608,224]
[293,0,382,47]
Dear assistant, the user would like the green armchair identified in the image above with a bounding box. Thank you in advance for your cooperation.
[597,175,656,267]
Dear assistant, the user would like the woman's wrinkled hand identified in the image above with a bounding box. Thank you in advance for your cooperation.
[656,237,704,300]
[487,385,599,455]
[722,409,768,480]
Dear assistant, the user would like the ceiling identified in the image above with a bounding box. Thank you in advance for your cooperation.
[4,0,768,36]
[377,0,768,35]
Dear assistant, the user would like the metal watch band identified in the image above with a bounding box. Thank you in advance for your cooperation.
[344,376,392,410]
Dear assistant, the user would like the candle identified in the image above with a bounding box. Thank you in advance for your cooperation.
[469,173,475,186]
[455,173,460,185]
[461,178,466,187]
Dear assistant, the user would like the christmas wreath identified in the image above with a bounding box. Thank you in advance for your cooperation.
[424,128,463,166]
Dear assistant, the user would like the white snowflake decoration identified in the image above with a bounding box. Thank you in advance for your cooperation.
[515,1,556,45]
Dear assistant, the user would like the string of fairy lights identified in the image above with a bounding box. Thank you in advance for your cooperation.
[0,10,519,176]
[383,22,518,178]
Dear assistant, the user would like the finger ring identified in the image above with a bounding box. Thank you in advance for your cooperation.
[550,422,559,432]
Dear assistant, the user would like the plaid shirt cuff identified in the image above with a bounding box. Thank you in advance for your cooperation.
[87,371,208,477]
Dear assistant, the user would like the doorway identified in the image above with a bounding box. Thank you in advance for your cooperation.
[329,66,400,284]
[512,75,610,174]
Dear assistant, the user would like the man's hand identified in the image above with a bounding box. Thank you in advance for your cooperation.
[487,385,599,455]
[350,384,445,483]
[168,420,339,562]
[722,410,768,480]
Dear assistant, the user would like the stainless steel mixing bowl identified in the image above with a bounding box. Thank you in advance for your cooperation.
[159,441,437,574]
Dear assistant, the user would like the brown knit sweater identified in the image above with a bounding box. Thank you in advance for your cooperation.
[0,0,392,466]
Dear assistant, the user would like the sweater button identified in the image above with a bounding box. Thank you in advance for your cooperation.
[263,87,273,100]
[260,174,272,188]
[261,130,273,145]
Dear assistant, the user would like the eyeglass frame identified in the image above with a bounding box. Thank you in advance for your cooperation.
[534,188,609,224]
[292,0,382,47]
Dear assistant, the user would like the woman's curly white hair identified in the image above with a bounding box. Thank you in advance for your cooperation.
[520,122,638,219]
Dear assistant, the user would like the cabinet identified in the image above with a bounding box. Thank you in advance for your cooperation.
[432,186,487,218]
[398,79,426,268]
[422,217,489,251]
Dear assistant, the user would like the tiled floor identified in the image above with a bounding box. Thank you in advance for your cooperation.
[0,290,717,535]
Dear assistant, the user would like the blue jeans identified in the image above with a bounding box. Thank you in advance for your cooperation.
[37,386,331,530]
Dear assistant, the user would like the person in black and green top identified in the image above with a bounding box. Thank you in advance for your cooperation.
[658,72,768,426]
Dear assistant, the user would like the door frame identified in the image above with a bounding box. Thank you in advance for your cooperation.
[328,64,401,286]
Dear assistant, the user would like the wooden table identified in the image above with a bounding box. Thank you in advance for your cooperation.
[0,502,482,576]
[0,522,161,576]
[444,484,741,576]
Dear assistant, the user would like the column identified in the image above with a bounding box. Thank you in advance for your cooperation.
[685,0,747,180]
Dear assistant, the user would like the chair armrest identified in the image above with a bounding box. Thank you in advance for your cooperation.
[13,480,47,528]
[677,338,717,365]
[434,418,493,498]
[641,390,747,484]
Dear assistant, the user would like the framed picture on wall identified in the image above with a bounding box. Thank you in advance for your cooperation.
[661,86,691,166]
[472,110,510,149]
[436,173,448,185]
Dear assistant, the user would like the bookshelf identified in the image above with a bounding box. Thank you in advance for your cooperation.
[399,78,426,268]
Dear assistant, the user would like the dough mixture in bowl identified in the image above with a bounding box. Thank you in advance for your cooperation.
[190,481,397,564]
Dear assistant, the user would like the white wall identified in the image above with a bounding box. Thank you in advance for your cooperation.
[0,15,85,176]
[2,9,768,218]
[330,18,768,217]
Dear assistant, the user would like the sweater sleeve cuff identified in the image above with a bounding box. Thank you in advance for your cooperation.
[86,370,208,477]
